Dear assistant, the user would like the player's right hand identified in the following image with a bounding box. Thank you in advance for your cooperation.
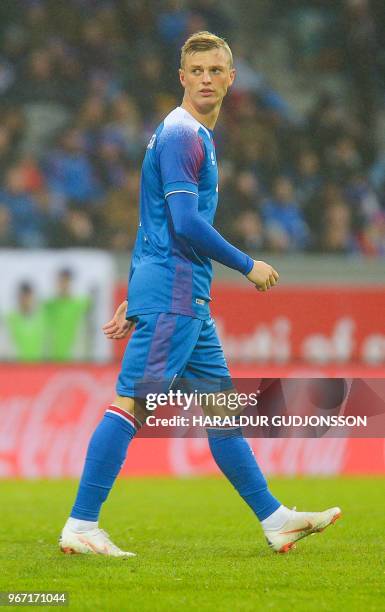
[102,300,135,339]
[246,260,279,291]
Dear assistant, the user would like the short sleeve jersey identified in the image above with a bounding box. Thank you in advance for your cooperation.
[127,107,218,320]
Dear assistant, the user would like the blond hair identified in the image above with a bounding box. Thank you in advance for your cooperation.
[180,31,233,69]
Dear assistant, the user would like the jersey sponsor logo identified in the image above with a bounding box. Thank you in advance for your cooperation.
[195,298,205,305]
[147,134,156,149]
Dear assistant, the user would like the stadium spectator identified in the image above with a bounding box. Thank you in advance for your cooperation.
[216,168,265,250]
[50,207,95,249]
[322,198,355,254]
[327,137,363,184]
[232,210,264,252]
[5,282,46,361]
[0,165,46,247]
[101,168,140,251]
[79,18,117,73]
[262,176,310,251]
[95,131,128,191]
[44,268,91,362]
[44,127,101,208]
[234,171,262,211]
[106,94,145,161]
[306,94,361,164]
[11,48,61,105]
[295,150,323,207]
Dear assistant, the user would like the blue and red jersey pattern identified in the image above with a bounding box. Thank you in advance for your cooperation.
[127,106,218,320]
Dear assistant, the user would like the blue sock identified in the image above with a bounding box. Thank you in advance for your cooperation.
[207,427,281,521]
[70,406,138,521]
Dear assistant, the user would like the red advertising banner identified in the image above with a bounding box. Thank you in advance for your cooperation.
[0,365,384,478]
[114,283,385,367]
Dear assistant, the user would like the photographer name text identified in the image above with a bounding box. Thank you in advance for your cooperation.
[145,415,367,428]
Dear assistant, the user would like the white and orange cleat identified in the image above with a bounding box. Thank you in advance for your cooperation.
[59,526,136,558]
[264,507,342,553]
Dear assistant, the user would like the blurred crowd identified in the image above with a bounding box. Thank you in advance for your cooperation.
[0,0,384,255]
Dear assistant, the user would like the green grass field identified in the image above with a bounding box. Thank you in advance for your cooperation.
[0,477,384,611]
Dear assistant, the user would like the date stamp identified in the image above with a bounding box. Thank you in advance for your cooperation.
[0,593,68,606]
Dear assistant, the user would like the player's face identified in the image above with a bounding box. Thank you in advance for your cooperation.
[179,48,235,112]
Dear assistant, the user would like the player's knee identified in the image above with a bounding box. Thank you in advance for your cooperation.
[112,395,147,422]
[200,390,244,418]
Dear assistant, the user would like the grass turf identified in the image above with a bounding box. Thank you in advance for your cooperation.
[0,477,384,611]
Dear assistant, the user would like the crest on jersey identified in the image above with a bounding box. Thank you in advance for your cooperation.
[147,134,156,149]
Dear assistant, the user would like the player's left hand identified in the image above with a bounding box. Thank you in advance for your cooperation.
[102,300,134,340]
[246,260,279,292]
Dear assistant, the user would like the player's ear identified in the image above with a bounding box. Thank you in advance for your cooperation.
[179,68,186,89]
[228,67,236,88]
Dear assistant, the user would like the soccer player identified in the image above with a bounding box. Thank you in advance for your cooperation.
[60,32,341,557]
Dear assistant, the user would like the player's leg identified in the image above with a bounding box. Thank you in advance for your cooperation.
[183,318,341,552]
[202,394,341,552]
[61,396,141,556]
[60,395,143,557]
[181,318,283,519]
[60,314,164,556]
[64,393,150,533]
[60,313,204,556]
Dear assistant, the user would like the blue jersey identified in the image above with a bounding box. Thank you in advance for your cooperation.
[127,106,218,321]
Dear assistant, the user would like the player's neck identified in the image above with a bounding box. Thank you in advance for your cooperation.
[180,99,220,131]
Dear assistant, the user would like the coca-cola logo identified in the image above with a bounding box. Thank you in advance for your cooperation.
[0,370,115,477]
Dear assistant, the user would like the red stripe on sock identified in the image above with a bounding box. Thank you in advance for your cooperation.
[106,405,141,429]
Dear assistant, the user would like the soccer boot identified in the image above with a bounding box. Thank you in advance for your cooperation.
[264,506,341,553]
[59,526,136,557]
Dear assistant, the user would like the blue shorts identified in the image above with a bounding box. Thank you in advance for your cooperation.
[116,313,232,397]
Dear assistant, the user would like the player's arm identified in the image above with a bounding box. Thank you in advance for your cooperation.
[102,300,134,340]
[167,191,279,291]
[159,127,278,291]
